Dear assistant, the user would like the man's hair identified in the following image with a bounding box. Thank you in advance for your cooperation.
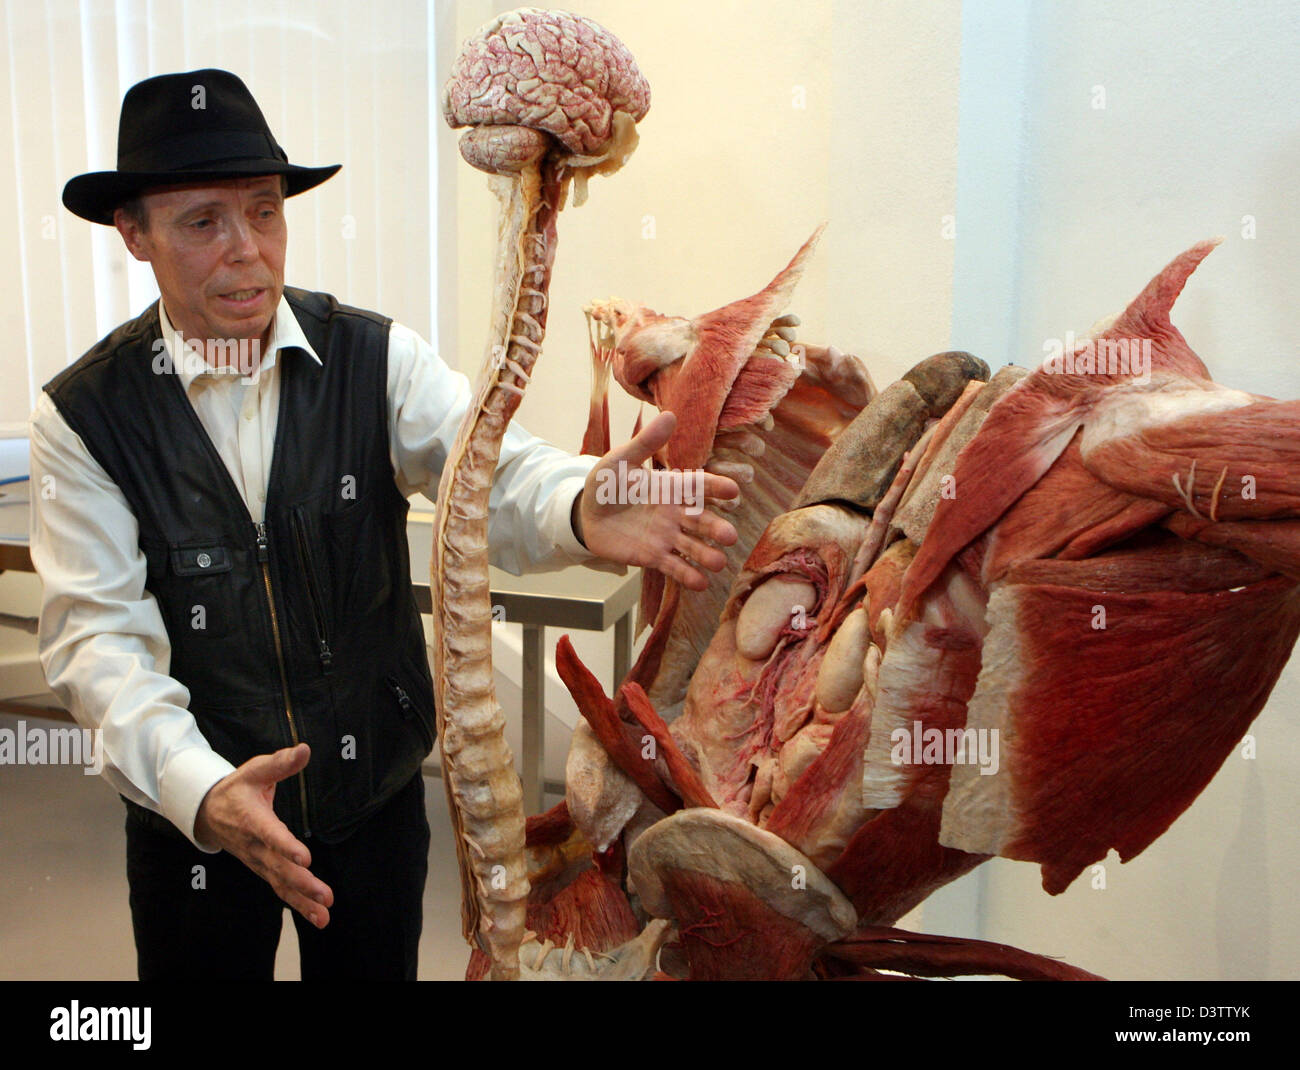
[116,195,150,231]
[116,174,290,232]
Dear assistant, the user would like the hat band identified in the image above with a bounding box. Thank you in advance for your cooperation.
[118,129,285,173]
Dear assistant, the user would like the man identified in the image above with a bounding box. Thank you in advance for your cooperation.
[32,69,738,979]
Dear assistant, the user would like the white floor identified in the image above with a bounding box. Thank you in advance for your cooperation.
[0,709,562,981]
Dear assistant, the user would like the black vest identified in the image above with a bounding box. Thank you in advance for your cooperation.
[44,288,436,843]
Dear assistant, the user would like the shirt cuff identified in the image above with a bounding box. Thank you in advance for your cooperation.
[562,476,592,556]
[551,474,595,560]
[159,747,238,853]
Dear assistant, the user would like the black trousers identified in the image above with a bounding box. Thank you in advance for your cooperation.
[124,773,430,980]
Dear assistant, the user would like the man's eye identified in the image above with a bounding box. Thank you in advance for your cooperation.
[190,218,213,230]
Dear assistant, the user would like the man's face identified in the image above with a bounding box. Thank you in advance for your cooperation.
[114,175,287,351]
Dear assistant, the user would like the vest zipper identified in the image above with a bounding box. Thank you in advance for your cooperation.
[387,676,434,749]
[255,520,312,836]
[389,678,415,715]
[291,509,334,674]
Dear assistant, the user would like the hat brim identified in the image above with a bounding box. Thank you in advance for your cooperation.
[62,161,341,225]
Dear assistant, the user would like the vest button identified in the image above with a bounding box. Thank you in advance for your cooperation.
[196,552,212,568]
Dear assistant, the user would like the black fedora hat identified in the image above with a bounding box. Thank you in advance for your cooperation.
[63,69,340,225]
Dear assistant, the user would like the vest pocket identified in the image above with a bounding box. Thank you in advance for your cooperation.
[318,665,431,815]
[142,540,241,639]
[290,507,334,675]
[323,490,396,622]
[170,545,233,576]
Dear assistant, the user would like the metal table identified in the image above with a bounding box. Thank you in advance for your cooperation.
[1,502,642,814]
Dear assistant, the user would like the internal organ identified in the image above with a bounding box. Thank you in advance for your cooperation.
[672,504,869,818]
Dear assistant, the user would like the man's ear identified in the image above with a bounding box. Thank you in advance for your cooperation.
[113,209,151,262]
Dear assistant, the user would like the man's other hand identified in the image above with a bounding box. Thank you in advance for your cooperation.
[194,743,334,929]
[573,411,741,591]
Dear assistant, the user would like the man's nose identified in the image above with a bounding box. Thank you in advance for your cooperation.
[224,215,259,261]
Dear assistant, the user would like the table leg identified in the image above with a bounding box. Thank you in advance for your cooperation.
[521,622,545,814]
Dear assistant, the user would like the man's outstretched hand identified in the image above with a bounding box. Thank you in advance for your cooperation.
[573,411,741,591]
[194,743,334,929]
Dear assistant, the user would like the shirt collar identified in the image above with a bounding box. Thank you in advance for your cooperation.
[158,294,323,390]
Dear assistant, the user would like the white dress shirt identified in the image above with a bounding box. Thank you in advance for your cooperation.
[28,294,600,849]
